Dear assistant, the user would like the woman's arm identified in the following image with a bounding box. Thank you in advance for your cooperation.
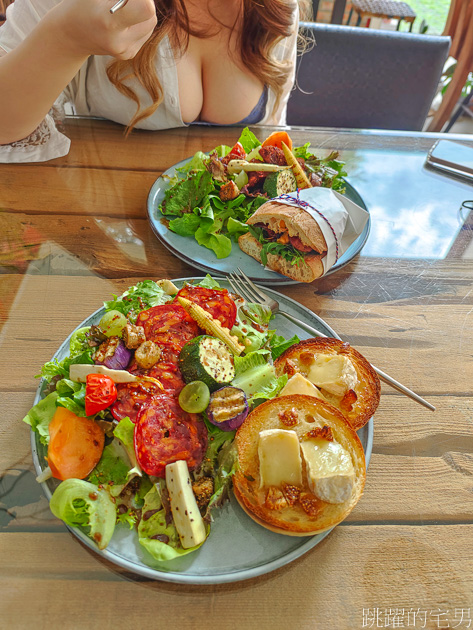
[0,0,157,145]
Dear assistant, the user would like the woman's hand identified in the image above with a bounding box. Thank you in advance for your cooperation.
[48,0,158,61]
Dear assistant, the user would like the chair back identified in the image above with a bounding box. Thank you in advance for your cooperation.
[287,22,450,130]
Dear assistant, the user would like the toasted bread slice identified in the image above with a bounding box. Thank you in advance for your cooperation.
[238,232,324,283]
[233,395,366,535]
[274,338,380,431]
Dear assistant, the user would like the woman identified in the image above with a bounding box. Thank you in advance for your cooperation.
[0,0,306,162]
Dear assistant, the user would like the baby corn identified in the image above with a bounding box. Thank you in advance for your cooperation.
[177,297,245,355]
[281,141,312,189]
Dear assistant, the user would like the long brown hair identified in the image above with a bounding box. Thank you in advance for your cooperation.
[106,0,309,132]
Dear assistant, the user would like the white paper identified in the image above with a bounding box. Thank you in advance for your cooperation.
[273,188,369,273]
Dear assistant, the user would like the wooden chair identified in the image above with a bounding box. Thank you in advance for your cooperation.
[347,0,417,31]
[287,22,450,131]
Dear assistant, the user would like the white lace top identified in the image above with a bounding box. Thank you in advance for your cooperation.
[0,0,299,163]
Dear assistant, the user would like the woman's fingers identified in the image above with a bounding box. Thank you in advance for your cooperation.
[110,0,156,29]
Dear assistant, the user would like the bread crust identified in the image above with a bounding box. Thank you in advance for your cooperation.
[274,338,381,431]
[238,232,324,283]
[233,395,366,535]
[246,201,327,254]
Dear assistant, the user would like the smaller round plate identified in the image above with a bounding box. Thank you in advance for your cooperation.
[147,158,370,286]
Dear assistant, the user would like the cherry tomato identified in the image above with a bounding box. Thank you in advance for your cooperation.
[85,374,118,416]
[47,407,105,480]
[226,141,246,160]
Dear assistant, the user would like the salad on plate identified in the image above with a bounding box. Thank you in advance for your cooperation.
[24,275,300,562]
[158,128,347,260]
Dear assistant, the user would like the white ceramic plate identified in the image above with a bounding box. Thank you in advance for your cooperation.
[31,278,373,584]
[147,160,370,286]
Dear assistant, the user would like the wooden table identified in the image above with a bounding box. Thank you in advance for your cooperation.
[2,119,473,629]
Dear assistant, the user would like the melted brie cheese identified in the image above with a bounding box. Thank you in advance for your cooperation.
[258,429,303,488]
[279,373,325,400]
[306,354,358,397]
[300,439,355,504]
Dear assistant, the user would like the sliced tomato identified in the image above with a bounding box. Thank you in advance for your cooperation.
[85,374,117,416]
[135,304,199,355]
[289,235,313,253]
[48,407,105,480]
[175,285,237,329]
[134,394,208,478]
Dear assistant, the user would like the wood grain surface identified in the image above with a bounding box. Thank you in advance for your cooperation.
[1,119,473,629]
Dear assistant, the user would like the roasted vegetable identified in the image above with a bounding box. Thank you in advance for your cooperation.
[94,337,132,371]
[263,168,297,197]
[207,386,249,431]
[177,297,245,355]
[179,336,235,392]
[281,141,312,190]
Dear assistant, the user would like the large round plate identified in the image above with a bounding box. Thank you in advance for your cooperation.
[31,278,373,585]
[147,159,370,286]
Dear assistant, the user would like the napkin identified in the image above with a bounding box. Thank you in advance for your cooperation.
[274,187,370,273]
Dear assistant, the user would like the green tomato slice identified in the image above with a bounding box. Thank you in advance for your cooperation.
[178,381,210,414]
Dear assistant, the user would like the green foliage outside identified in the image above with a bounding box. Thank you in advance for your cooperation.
[397,0,450,35]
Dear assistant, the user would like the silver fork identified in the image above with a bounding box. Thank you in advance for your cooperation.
[228,268,435,412]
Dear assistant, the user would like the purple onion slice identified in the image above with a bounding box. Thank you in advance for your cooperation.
[94,337,132,371]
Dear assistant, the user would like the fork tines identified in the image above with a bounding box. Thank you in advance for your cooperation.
[228,271,259,304]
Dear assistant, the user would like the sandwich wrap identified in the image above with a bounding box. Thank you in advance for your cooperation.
[274,188,369,274]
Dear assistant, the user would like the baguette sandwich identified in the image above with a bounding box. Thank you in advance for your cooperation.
[238,200,328,283]
[233,395,366,535]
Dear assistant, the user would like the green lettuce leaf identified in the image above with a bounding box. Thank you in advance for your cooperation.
[160,170,215,216]
[270,334,301,360]
[22,391,58,445]
[138,484,206,561]
[196,275,221,289]
[252,373,288,405]
[177,151,208,173]
[88,440,131,487]
[293,145,347,192]
[227,217,249,239]
[49,479,116,550]
[195,228,232,259]
[248,225,305,267]
[69,327,91,356]
[213,144,232,158]
[117,509,138,529]
[204,439,238,519]
[104,280,171,323]
[237,127,261,153]
[37,351,94,382]
[55,379,87,417]
[113,417,142,476]
[168,213,201,237]
[241,303,272,327]
[232,351,287,404]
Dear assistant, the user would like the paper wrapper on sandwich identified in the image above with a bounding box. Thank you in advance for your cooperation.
[238,188,369,283]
